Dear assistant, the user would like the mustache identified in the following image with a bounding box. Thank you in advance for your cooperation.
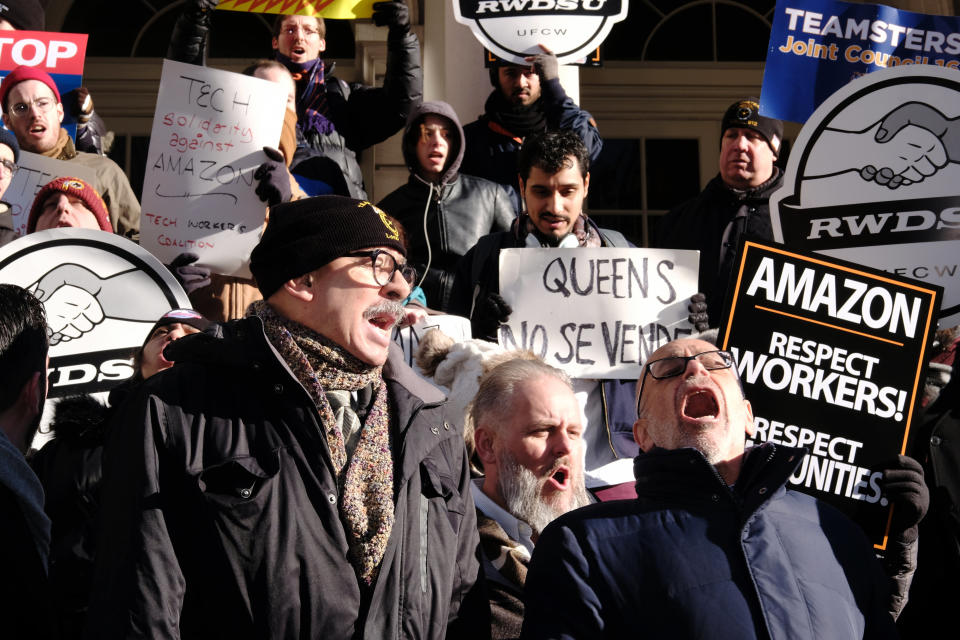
[363,300,405,327]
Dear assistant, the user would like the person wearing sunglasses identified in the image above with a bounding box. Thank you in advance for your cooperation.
[87,195,485,639]
[0,127,19,248]
[521,337,901,639]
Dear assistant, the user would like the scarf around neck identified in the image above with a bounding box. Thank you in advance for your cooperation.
[248,301,394,586]
[276,52,336,137]
[484,89,546,139]
[520,212,602,248]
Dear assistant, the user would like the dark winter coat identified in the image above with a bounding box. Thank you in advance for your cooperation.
[84,318,486,640]
[377,101,516,311]
[897,361,960,636]
[657,171,783,326]
[31,394,118,640]
[521,444,898,640]
[461,78,603,212]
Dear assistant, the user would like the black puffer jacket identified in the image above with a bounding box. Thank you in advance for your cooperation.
[378,101,516,310]
[657,170,783,326]
[85,318,486,640]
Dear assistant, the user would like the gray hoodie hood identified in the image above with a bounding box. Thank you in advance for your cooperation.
[401,100,465,186]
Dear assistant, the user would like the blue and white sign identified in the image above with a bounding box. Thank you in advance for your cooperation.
[761,0,960,123]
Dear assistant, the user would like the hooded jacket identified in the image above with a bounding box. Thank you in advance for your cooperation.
[377,101,516,311]
[521,444,898,639]
[84,318,486,640]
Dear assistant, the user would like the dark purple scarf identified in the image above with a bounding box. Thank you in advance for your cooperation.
[276,52,336,137]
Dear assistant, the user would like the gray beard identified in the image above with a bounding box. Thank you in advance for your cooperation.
[496,448,591,535]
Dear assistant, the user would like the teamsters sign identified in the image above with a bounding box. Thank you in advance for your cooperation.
[720,241,940,549]
[454,0,628,65]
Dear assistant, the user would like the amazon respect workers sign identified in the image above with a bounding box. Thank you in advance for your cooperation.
[720,241,940,549]
[0,30,87,139]
[2,152,97,237]
[454,1,628,65]
[498,248,699,379]
[140,60,287,278]
[761,0,960,123]
[0,229,190,401]
[770,64,960,327]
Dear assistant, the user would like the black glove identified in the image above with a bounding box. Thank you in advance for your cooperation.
[528,48,559,82]
[688,293,710,332]
[473,292,512,341]
[254,146,292,207]
[880,455,929,544]
[168,252,211,295]
[372,1,410,35]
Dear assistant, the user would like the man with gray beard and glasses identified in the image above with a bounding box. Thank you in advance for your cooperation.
[471,357,591,640]
[87,196,487,640]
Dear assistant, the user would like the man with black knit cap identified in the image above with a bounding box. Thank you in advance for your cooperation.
[657,98,785,326]
[461,45,602,212]
[87,196,486,639]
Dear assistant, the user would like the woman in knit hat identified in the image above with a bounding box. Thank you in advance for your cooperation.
[27,176,112,233]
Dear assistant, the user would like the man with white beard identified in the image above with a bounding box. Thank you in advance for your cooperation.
[471,357,591,640]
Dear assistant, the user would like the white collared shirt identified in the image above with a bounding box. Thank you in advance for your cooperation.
[471,478,535,559]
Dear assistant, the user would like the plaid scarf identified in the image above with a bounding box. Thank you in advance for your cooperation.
[276,52,336,137]
[249,301,394,586]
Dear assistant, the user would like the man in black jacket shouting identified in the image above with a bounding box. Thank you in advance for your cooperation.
[87,196,485,639]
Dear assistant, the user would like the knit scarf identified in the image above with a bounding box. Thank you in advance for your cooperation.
[276,52,336,137]
[520,212,602,248]
[249,301,394,587]
[484,89,546,139]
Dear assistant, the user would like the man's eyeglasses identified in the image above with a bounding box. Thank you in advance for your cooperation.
[0,158,16,177]
[348,250,417,287]
[9,97,55,118]
[282,25,320,37]
[635,350,736,418]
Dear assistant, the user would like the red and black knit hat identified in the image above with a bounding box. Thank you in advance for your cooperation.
[250,195,407,298]
[27,176,112,233]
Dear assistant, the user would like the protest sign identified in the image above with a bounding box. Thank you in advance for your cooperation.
[760,0,960,123]
[140,60,287,278]
[720,240,940,549]
[453,0,628,65]
[770,64,960,327]
[0,228,191,448]
[498,247,699,379]
[0,29,88,139]
[215,0,375,19]
[1,151,97,237]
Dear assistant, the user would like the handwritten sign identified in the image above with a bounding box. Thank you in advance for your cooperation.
[216,0,375,19]
[720,240,940,548]
[0,30,88,139]
[498,248,700,379]
[2,151,97,237]
[140,60,287,278]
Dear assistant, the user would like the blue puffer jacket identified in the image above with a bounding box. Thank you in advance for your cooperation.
[521,443,898,640]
